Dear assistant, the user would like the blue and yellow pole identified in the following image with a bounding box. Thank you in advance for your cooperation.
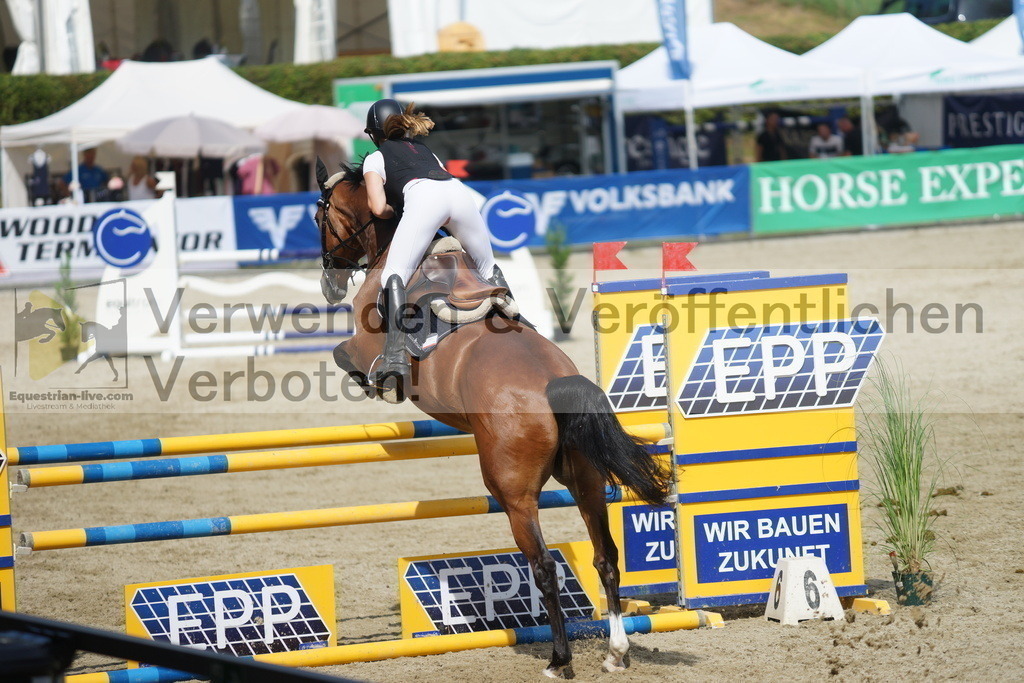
[21,488,633,552]
[0,372,15,610]
[66,610,717,683]
[9,419,465,465]
[16,424,667,489]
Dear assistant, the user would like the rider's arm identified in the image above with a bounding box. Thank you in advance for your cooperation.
[364,172,395,219]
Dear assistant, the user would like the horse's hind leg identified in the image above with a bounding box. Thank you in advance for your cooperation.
[501,498,574,679]
[562,452,630,672]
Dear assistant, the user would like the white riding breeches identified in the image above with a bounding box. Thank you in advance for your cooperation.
[380,178,497,287]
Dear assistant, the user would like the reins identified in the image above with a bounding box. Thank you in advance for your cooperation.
[317,187,389,273]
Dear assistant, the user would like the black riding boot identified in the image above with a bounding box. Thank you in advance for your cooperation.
[374,274,411,404]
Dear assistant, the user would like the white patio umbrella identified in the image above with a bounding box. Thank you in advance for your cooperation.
[119,113,267,157]
[254,104,365,143]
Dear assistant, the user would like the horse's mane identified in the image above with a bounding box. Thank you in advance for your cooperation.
[340,161,365,189]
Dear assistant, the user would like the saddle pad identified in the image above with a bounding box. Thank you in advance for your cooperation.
[400,300,533,361]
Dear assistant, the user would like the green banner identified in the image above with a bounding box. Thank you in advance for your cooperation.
[752,145,1024,234]
[333,81,384,161]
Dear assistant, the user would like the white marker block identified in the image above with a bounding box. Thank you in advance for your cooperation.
[764,556,844,625]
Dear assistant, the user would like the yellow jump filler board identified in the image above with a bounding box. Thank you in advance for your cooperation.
[665,272,883,607]
[598,271,884,607]
[125,565,336,663]
[594,270,769,596]
[398,542,600,638]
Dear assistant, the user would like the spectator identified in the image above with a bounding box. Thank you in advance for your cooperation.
[756,112,788,162]
[838,117,863,156]
[237,154,280,195]
[877,105,919,154]
[126,156,159,201]
[62,148,109,202]
[808,123,844,159]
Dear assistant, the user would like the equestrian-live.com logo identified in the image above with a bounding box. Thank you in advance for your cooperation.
[13,279,128,390]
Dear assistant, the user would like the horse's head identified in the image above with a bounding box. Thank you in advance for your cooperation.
[314,157,396,304]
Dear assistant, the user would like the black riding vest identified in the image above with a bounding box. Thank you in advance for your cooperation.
[378,138,453,213]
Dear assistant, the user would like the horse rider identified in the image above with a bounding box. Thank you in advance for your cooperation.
[362,98,512,388]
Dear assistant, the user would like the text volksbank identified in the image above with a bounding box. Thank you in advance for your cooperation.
[753,145,1024,233]
[468,166,750,245]
[528,179,735,215]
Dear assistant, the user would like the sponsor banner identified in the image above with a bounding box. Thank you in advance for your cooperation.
[233,192,320,252]
[943,94,1024,148]
[398,542,599,638]
[693,504,852,584]
[468,166,750,252]
[125,565,335,663]
[0,197,235,286]
[752,144,1024,234]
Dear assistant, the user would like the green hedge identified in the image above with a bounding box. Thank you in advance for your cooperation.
[0,19,1009,127]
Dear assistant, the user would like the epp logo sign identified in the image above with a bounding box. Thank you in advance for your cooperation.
[126,567,334,657]
[606,324,667,413]
[93,208,152,268]
[481,190,544,253]
[402,547,594,637]
[677,318,884,418]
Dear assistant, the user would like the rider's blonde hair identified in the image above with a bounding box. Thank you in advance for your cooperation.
[383,103,435,140]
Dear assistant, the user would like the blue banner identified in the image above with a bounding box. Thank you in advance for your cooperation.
[468,166,750,251]
[693,504,851,584]
[622,504,677,572]
[943,94,1024,148]
[233,192,320,251]
[657,0,691,80]
[625,116,727,171]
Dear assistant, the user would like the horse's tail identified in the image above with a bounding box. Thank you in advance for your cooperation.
[546,375,670,507]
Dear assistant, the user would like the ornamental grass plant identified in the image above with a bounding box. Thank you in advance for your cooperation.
[860,359,943,576]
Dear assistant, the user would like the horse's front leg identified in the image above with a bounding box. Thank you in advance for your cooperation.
[332,338,376,398]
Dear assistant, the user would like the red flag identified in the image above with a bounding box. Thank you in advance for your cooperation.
[662,242,697,273]
[593,241,628,273]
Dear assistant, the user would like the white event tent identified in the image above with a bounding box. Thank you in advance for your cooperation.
[804,13,1024,96]
[616,22,867,167]
[970,17,1023,58]
[0,57,307,206]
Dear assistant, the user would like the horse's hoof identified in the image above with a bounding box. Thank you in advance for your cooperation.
[602,655,627,673]
[543,664,574,679]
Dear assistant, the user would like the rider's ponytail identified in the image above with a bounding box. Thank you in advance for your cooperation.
[383,103,435,140]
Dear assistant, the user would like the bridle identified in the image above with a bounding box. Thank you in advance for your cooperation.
[316,184,388,275]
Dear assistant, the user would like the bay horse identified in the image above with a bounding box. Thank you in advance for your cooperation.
[314,159,669,678]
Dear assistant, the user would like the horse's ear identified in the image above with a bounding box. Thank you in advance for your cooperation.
[315,157,329,190]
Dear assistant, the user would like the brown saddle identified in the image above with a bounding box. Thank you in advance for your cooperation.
[405,239,507,312]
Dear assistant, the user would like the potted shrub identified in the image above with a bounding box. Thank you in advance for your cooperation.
[544,223,576,341]
[861,359,943,606]
[54,252,84,362]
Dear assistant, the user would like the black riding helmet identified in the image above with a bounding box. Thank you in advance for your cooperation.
[365,98,404,147]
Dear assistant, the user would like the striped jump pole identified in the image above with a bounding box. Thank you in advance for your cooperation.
[181,329,352,345]
[19,487,643,553]
[15,424,668,489]
[9,419,465,466]
[67,610,719,683]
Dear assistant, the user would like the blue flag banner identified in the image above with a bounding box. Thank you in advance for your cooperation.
[658,0,691,80]
[468,166,750,251]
